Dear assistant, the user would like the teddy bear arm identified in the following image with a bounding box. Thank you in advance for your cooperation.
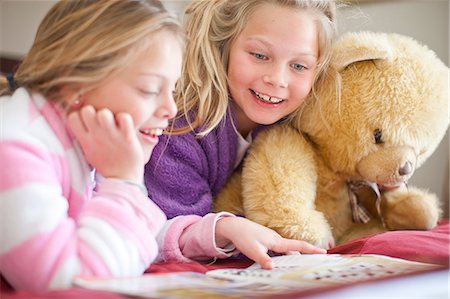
[240,126,334,248]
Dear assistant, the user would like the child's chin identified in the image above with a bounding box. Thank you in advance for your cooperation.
[143,147,154,164]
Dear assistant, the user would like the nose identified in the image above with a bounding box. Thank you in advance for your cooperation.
[398,161,413,176]
[157,91,178,119]
[263,64,288,88]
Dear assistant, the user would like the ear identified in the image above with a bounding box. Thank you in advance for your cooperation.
[332,32,393,71]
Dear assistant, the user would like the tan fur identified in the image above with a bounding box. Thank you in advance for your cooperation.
[214,32,449,248]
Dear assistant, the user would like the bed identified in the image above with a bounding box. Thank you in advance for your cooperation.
[2,220,448,299]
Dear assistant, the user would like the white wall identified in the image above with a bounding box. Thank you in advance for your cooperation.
[0,0,56,58]
[1,0,448,216]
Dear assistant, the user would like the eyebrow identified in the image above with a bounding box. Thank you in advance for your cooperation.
[247,37,317,58]
[136,73,167,84]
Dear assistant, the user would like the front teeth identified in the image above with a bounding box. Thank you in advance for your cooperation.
[142,128,163,136]
[254,91,284,103]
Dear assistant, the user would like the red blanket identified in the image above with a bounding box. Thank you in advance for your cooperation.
[2,220,449,298]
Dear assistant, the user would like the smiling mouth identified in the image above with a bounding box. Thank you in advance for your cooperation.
[251,90,285,104]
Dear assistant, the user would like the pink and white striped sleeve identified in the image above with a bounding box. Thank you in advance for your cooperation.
[0,146,166,292]
[0,153,166,291]
[0,90,167,292]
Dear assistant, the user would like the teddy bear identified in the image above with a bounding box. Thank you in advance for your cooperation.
[214,31,449,248]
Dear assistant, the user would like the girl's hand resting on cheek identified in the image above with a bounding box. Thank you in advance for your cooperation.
[67,105,144,183]
[215,217,327,270]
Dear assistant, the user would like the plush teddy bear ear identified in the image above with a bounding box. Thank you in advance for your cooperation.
[332,31,394,71]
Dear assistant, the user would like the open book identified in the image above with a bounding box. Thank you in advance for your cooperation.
[74,254,447,299]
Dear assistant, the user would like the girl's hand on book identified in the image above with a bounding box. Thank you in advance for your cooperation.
[68,105,144,183]
[215,217,327,270]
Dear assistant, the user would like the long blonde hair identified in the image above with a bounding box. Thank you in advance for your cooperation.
[0,0,183,101]
[175,0,338,136]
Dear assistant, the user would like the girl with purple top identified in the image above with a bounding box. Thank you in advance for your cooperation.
[0,0,324,292]
[145,0,338,264]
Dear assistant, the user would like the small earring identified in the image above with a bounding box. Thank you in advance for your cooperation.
[66,97,83,113]
[72,95,83,108]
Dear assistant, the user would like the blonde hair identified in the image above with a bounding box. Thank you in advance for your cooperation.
[0,0,183,101]
[175,0,338,136]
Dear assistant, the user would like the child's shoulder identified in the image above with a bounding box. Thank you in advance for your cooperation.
[2,88,36,133]
[2,88,64,152]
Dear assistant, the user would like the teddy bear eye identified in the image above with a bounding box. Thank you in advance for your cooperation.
[373,128,383,144]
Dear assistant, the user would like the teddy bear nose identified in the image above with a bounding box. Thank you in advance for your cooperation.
[399,161,413,176]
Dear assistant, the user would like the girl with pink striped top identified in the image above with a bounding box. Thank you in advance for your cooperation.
[0,0,325,292]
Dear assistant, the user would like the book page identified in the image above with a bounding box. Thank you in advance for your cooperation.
[75,254,445,298]
[75,271,293,298]
[206,254,443,289]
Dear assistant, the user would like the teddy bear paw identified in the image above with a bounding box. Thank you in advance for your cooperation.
[279,222,335,249]
[382,186,441,230]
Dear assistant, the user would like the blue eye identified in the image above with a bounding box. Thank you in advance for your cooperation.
[291,63,306,71]
[252,52,267,60]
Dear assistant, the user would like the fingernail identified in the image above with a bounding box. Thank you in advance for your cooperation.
[264,260,274,269]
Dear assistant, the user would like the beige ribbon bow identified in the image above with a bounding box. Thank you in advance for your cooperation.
[347,180,383,225]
